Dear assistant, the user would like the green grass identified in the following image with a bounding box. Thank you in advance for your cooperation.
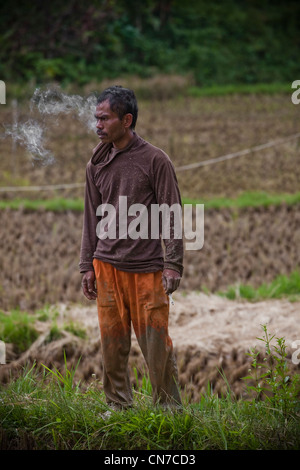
[0,309,39,353]
[0,305,87,352]
[0,197,84,212]
[1,191,300,212]
[218,270,300,302]
[0,347,299,450]
[187,82,292,97]
[0,314,299,450]
[182,191,300,209]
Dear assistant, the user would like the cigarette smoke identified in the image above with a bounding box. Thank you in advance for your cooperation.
[4,85,97,166]
[31,86,97,132]
[5,119,55,166]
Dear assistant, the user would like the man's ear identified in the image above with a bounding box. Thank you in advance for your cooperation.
[123,113,133,129]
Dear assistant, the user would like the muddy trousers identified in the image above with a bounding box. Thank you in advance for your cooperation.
[93,259,181,408]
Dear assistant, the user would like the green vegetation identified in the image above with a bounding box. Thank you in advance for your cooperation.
[1,191,300,212]
[0,309,38,353]
[1,1,299,88]
[45,323,64,344]
[0,306,87,352]
[183,191,300,209]
[1,1,298,448]
[187,82,293,97]
[244,325,300,416]
[0,325,299,450]
[0,198,85,212]
[218,270,300,302]
[64,321,87,340]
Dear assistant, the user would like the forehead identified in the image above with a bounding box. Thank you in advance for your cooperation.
[95,99,115,116]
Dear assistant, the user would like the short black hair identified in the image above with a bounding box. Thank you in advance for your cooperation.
[97,85,138,129]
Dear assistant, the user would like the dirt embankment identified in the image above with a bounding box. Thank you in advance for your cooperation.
[1,294,299,400]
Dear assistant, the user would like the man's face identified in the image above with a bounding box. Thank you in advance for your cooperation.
[95,99,128,147]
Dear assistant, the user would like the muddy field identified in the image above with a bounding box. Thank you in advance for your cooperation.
[0,203,299,312]
[0,203,299,398]
[1,93,300,200]
[1,294,299,400]
[0,91,299,397]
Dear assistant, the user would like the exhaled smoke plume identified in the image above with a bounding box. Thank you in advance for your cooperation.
[5,119,55,166]
[5,85,97,165]
[31,86,97,132]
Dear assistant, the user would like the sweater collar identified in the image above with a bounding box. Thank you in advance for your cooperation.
[91,132,138,167]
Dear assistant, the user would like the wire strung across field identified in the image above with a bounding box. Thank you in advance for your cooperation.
[0,182,85,192]
[175,132,300,171]
[0,132,299,192]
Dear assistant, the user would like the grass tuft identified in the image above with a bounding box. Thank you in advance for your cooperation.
[0,309,39,353]
[218,270,300,301]
[182,191,300,209]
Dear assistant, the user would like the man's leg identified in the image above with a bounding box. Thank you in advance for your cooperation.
[93,259,133,408]
[129,271,182,407]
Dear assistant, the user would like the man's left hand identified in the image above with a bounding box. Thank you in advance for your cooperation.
[162,268,181,295]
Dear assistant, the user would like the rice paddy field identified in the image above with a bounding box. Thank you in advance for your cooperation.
[0,81,299,450]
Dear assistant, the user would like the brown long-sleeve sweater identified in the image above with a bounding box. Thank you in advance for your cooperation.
[79,133,184,275]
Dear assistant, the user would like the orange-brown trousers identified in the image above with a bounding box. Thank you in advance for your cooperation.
[93,259,181,408]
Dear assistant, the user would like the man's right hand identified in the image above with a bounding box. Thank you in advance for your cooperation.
[81,270,97,300]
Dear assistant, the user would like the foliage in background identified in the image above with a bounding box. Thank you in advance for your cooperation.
[0,0,299,88]
[0,305,87,353]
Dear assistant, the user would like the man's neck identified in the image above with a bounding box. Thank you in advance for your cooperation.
[113,130,134,150]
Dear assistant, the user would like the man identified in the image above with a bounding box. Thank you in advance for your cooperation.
[79,86,183,410]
